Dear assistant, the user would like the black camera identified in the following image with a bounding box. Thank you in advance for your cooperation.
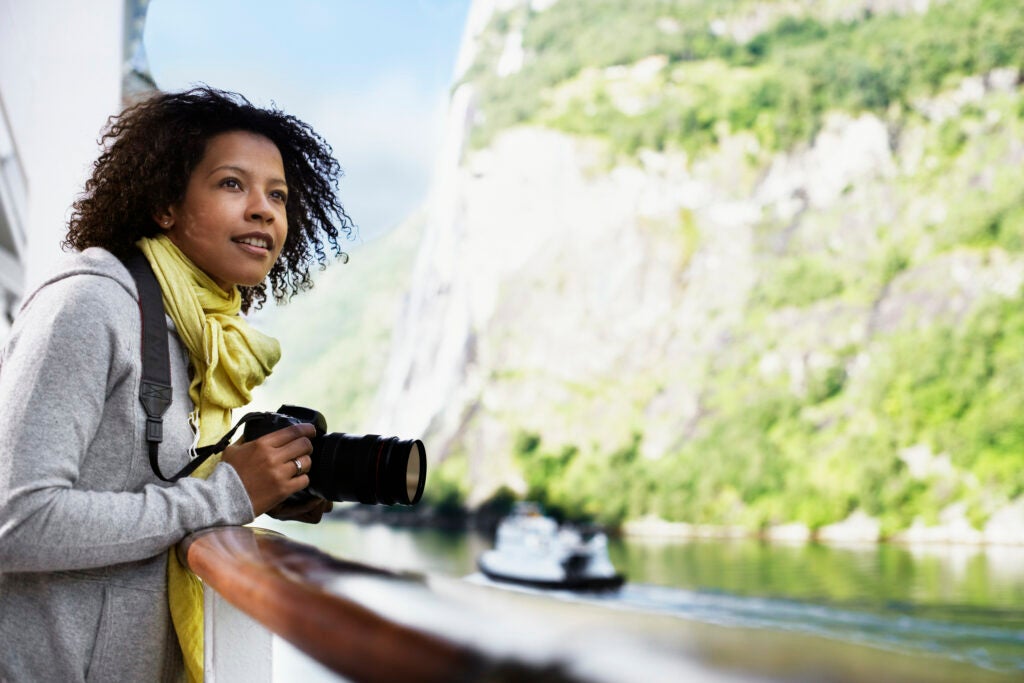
[242,404,426,506]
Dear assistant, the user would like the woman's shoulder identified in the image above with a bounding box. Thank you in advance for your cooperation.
[15,248,140,333]
[22,247,137,309]
[34,247,135,293]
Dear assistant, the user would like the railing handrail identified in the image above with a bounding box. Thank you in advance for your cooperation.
[179,526,493,683]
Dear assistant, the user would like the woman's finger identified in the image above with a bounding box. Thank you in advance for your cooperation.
[260,422,316,448]
[275,437,314,465]
[286,474,310,491]
[285,455,312,478]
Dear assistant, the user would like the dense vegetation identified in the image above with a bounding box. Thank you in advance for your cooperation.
[466,0,1024,158]
[419,0,1024,536]
[469,256,1024,534]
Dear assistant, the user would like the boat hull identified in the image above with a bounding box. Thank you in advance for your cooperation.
[477,557,625,592]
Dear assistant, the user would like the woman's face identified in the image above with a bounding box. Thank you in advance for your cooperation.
[157,130,288,290]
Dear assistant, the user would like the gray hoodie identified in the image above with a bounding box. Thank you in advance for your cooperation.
[0,248,254,682]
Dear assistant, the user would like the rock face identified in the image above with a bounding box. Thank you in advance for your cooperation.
[369,0,1024,530]
[374,114,767,489]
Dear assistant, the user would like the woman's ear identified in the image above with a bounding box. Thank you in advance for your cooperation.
[153,208,174,230]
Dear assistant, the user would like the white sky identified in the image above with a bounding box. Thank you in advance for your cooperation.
[144,0,472,247]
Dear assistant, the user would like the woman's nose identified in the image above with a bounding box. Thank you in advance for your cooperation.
[248,193,274,222]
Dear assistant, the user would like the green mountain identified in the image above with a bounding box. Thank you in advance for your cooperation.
[269,0,1024,540]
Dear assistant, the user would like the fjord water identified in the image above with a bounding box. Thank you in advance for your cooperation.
[267,517,1024,681]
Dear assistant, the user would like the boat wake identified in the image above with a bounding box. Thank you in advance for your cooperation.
[464,574,1024,674]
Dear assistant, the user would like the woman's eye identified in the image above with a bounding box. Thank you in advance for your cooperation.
[221,178,241,189]
[271,190,288,203]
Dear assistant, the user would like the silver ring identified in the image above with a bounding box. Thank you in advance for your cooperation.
[293,458,303,475]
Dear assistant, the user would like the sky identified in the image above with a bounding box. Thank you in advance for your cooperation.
[144,0,472,248]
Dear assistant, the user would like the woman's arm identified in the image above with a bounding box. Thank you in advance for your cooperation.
[0,275,254,572]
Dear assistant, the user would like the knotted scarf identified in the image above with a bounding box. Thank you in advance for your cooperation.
[137,234,281,683]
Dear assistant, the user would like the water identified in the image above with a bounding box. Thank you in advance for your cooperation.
[262,516,1024,681]
[601,538,1024,673]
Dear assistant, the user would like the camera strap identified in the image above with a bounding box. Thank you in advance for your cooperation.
[124,249,231,482]
[124,248,179,481]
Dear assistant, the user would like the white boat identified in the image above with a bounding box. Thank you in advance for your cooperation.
[477,503,625,591]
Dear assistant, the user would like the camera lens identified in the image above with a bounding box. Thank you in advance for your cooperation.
[405,441,423,503]
[308,433,426,506]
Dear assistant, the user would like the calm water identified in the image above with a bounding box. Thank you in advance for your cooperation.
[263,516,1024,681]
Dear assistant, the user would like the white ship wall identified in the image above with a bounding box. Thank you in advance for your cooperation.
[0,0,124,337]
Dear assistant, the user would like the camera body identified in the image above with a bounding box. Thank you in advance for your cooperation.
[243,404,426,506]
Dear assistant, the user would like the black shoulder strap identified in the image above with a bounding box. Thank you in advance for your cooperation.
[124,249,217,482]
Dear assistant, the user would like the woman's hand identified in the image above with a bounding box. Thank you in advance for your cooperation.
[220,423,316,517]
[266,496,334,524]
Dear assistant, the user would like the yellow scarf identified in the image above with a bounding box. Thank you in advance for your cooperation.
[138,234,281,683]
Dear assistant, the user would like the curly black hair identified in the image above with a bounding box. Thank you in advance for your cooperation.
[65,86,354,310]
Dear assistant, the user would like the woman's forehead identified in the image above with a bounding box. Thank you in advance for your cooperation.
[196,131,286,179]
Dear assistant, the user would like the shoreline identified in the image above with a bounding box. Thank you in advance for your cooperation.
[622,502,1024,547]
[328,504,1024,548]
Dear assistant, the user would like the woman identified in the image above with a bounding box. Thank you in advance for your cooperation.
[0,87,353,682]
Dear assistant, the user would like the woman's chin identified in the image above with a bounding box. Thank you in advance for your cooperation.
[223,270,273,290]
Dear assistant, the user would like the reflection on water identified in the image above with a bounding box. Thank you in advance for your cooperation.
[262,516,1024,680]
[611,536,1024,610]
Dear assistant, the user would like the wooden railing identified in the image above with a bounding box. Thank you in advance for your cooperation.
[177,526,716,683]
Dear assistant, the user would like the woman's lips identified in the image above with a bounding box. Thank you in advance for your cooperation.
[232,234,273,254]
